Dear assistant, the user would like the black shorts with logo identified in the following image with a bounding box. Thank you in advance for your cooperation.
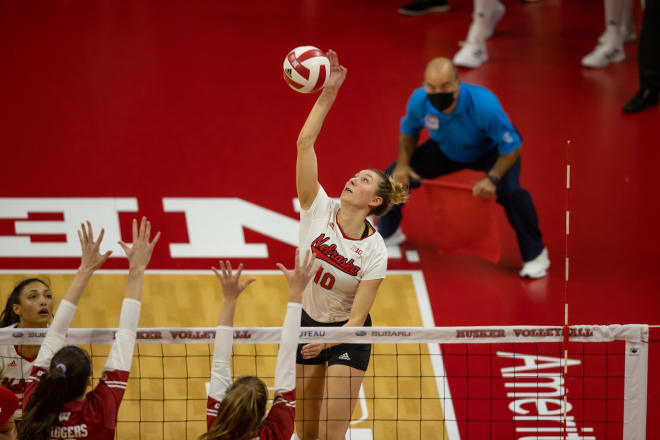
[296,309,372,372]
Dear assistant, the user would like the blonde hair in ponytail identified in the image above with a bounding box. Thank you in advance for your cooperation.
[368,169,409,217]
[199,376,268,440]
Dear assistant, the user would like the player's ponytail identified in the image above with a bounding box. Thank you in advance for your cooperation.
[0,278,49,327]
[199,376,268,440]
[19,346,92,440]
[368,169,409,217]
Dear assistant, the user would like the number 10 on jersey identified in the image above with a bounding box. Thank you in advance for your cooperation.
[314,266,335,290]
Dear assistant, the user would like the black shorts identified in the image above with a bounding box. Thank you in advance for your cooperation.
[296,309,372,372]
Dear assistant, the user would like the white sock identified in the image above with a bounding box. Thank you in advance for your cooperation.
[467,0,496,43]
[603,23,622,46]
[604,0,625,28]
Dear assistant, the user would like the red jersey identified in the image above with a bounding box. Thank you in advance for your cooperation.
[206,389,296,440]
[20,299,140,440]
[204,303,301,440]
[23,367,128,440]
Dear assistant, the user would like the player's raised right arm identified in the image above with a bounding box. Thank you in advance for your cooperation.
[296,49,347,210]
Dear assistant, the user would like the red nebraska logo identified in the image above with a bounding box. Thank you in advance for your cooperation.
[311,234,361,276]
[351,245,363,256]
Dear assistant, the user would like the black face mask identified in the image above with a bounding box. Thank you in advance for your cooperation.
[428,92,455,112]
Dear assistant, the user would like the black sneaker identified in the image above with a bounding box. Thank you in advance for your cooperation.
[398,0,450,16]
[622,88,659,114]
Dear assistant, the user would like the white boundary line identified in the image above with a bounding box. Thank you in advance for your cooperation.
[0,268,460,439]
[411,271,461,440]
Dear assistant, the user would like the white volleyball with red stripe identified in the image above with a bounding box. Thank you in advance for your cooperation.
[282,46,330,93]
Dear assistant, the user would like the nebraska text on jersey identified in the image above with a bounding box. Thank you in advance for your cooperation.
[311,234,361,275]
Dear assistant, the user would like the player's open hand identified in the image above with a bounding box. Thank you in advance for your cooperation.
[323,49,347,92]
[276,248,317,303]
[300,342,327,360]
[77,221,112,274]
[118,217,160,272]
[212,261,256,303]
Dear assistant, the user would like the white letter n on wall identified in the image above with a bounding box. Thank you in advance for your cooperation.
[163,198,299,258]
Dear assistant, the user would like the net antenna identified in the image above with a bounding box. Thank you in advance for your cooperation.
[563,140,571,436]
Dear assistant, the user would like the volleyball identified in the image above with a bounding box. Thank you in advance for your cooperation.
[282,46,330,93]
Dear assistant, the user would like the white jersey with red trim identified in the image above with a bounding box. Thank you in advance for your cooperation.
[299,186,388,323]
[0,324,37,419]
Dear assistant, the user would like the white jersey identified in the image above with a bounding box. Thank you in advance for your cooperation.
[0,324,37,418]
[299,186,388,323]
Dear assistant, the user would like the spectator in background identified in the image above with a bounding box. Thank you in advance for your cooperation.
[623,0,659,113]
[399,1,540,69]
[582,0,637,68]
[398,0,539,17]
[452,0,507,68]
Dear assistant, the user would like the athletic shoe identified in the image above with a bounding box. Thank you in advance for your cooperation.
[622,88,659,114]
[484,1,506,40]
[621,25,636,43]
[382,227,407,247]
[581,42,625,68]
[398,0,450,16]
[519,247,550,279]
[453,41,488,68]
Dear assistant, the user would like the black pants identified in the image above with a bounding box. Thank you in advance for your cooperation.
[379,140,545,262]
[639,0,660,90]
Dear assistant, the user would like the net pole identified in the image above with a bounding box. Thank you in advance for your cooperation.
[562,140,571,436]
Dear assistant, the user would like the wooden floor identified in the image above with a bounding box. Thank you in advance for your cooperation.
[0,272,448,440]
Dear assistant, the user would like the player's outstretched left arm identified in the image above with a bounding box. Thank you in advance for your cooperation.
[212,262,256,328]
[104,216,160,374]
[296,49,347,210]
[207,261,256,421]
[86,217,160,429]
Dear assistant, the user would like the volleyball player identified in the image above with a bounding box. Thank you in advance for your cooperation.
[0,223,113,418]
[294,50,408,440]
[201,249,315,440]
[19,217,159,440]
[0,279,53,419]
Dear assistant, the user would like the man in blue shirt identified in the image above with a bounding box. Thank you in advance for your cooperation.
[379,57,549,278]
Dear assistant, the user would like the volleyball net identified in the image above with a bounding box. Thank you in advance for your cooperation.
[0,324,650,440]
